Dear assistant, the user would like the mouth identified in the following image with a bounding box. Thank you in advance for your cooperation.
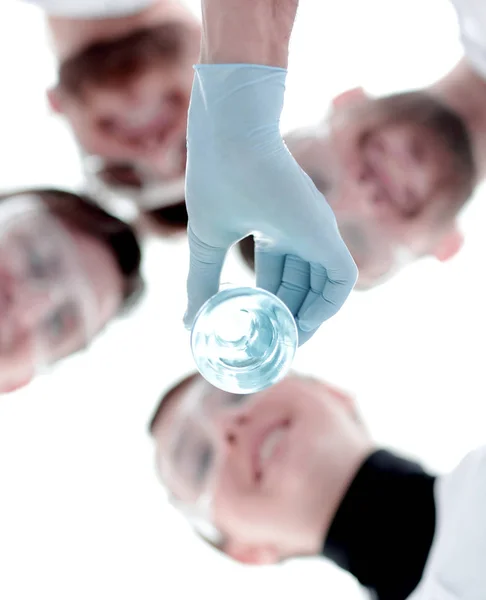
[124,109,170,134]
[252,419,291,483]
[114,100,184,153]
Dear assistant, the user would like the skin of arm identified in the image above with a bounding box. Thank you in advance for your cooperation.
[199,0,299,68]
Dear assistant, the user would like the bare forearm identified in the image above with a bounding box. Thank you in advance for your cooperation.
[200,0,298,68]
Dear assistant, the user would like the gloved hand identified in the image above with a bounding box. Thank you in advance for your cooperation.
[184,64,358,344]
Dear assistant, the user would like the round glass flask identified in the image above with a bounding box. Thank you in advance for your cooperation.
[190,287,298,394]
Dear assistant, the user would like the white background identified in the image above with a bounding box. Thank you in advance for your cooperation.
[0,1,485,599]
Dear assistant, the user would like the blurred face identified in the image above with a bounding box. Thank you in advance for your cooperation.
[83,157,186,216]
[50,18,200,183]
[0,195,123,393]
[152,374,372,561]
[287,90,474,288]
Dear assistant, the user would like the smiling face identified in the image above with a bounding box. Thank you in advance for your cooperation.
[287,90,475,288]
[49,15,200,182]
[151,373,373,563]
[0,195,123,393]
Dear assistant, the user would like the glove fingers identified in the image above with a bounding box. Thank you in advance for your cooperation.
[297,262,354,332]
[297,326,320,346]
[275,255,310,318]
[255,246,286,295]
[184,227,228,328]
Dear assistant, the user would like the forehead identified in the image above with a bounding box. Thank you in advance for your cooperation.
[154,377,226,440]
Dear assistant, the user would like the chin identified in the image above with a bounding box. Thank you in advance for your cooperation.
[354,280,377,291]
[355,267,397,291]
[0,377,31,394]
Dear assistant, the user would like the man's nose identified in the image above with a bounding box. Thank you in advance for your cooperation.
[212,412,251,451]
[211,412,261,484]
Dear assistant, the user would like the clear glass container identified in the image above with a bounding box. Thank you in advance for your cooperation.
[190,287,298,394]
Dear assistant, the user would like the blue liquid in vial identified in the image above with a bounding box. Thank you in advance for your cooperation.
[190,287,298,394]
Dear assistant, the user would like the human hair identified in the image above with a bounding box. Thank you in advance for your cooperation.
[149,372,198,434]
[366,91,476,208]
[1,188,145,314]
[57,22,192,99]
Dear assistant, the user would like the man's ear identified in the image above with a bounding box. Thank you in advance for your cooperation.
[46,86,64,114]
[433,226,464,262]
[224,540,279,565]
[332,87,367,110]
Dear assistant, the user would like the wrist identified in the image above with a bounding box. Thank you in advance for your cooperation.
[200,0,296,68]
[189,65,287,144]
[200,38,290,68]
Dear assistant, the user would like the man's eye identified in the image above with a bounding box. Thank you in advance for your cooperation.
[26,243,61,282]
[28,249,49,279]
[44,304,76,342]
[196,446,214,483]
[224,393,248,407]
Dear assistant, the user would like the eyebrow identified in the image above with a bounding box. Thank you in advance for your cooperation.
[48,303,89,362]
[170,419,212,489]
[172,427,189,468]
[169,390,251,464]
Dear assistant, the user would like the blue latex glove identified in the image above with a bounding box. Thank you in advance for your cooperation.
[184,64,358,344]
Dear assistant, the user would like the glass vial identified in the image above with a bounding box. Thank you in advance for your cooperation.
[191,287,298,394]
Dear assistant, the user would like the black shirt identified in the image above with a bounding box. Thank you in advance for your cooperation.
[323,450,437,600]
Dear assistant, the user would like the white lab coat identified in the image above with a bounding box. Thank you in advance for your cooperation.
[449,0,486,79]
[25,0,153,18]
[408,446,486,600]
